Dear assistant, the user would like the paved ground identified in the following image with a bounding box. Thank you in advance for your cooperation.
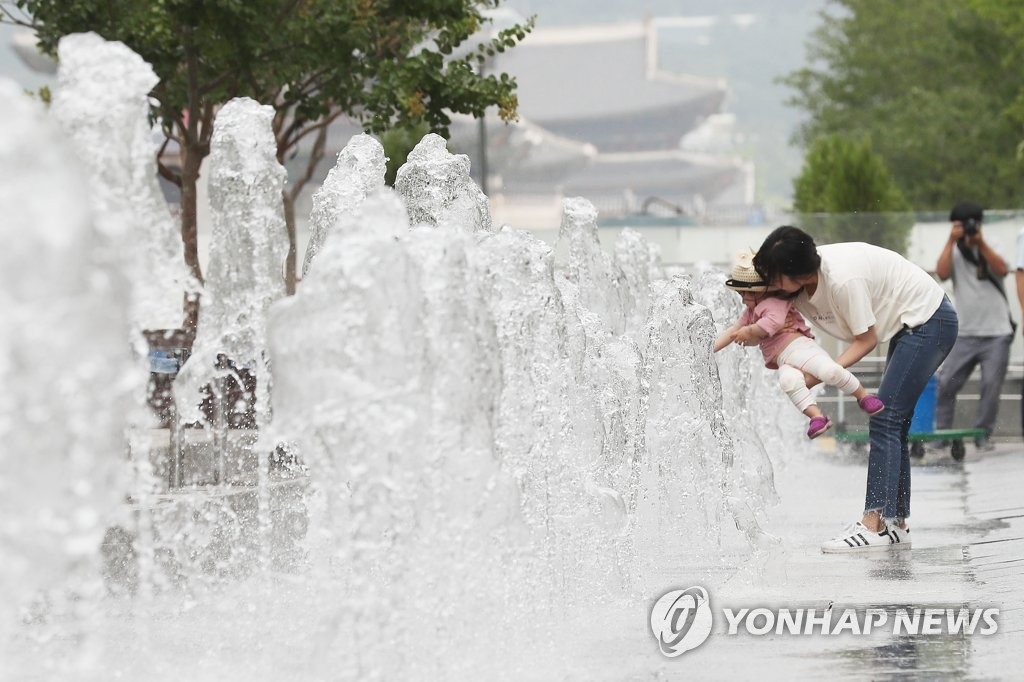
[721,436,1024,681]
[570,436,1024,681]
[7,432,1021,681]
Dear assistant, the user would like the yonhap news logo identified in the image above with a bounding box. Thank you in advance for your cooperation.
[649,587,714,657]
[650,586,999,657]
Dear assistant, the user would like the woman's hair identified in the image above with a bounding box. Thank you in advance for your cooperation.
[753,226,821,284]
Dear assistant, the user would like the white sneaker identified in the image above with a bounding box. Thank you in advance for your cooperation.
[820,521,908,553]
[887,524,911,548]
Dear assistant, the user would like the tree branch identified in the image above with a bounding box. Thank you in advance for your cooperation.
[287,123,330,202]
[157,158,183,187]
[280,108,346,155]
[0,5,33,26]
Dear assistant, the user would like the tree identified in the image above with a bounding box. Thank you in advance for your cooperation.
[971,0,1024,153]
[381,121,431,186]
[7,0,532,307]
[781,0,1024,210]
[793,134,913,255]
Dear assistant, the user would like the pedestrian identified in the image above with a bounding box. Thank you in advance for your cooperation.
[713,249,885,440]
[1016,224,1024,437]
[934,202,1013,452]
[753,226,958,553]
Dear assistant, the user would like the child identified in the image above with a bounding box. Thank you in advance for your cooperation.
[713,249,885,439]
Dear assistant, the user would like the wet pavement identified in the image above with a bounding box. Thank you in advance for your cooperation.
[715,438,1024,681]
[9,432,1021,681]
[569,438,1024,681]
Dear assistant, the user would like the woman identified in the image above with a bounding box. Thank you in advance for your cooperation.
[713,249,886,440]
[753,226,958,553]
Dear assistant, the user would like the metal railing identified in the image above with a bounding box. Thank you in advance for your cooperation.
[818,357,1023,439]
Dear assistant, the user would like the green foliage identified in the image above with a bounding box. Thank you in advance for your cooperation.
[781,0,1024,210]
[17,0,532,143]
[14,0,533,292]
[793,134,913,254]
[381,121,430,186]
[971,0,1024,150]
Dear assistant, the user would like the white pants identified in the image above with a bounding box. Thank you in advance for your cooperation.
[775,336,861,412]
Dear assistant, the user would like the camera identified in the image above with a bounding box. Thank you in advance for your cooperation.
[963,217,979,236]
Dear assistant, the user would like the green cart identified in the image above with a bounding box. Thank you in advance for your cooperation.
[834,427,985,462]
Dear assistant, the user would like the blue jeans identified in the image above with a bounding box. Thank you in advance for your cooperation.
[865,297,958,519]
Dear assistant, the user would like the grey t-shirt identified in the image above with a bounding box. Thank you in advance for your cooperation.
[950,243,1013,336]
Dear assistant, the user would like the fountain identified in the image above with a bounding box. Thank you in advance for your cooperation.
[0,33,807,681]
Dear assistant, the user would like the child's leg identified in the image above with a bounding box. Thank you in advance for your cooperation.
[778,365,821,415]
[802,405,824,419]
[778,337,863,397]
[779,363,833,439]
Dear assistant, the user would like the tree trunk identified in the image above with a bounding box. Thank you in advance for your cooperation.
[280,121,330,295]
[180,143,205,331]
[283,190,297,295]
[180,144,205,284]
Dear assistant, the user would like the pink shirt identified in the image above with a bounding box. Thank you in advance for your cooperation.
[737,297,814,369]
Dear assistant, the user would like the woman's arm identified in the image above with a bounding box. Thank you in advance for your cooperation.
[834,327,879,368]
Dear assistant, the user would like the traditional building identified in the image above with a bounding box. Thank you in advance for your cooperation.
[446,18,756,227]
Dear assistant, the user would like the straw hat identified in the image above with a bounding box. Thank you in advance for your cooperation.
[724,249,768,291]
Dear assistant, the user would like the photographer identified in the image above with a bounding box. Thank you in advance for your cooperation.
[933,201,1013,451]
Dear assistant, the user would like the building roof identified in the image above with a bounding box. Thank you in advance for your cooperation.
[287,19,750,228]
[536,91,725,153]
[557,149,747,215]
[493,21,725,125]
[447,113,597,191]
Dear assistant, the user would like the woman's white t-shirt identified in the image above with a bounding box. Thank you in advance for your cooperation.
[792,243,946,343]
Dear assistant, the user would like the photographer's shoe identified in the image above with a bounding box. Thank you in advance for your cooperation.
[975,437,996,452]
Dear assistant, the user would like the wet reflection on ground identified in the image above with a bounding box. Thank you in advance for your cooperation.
[821,625,971,681]
[865,549,916,582]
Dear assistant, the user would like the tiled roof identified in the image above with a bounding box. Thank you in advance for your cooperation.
[558,150,745,208]
[537,91,725,152]
[492,22,725,123]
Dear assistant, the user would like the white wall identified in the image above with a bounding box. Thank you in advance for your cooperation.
[521,218,1024,362]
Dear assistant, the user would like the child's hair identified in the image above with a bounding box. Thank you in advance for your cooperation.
[752,226,821,285]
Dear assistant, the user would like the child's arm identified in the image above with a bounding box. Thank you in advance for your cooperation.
[732,322,769,346]
[715,322,767,350]
[713,323,741,352]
